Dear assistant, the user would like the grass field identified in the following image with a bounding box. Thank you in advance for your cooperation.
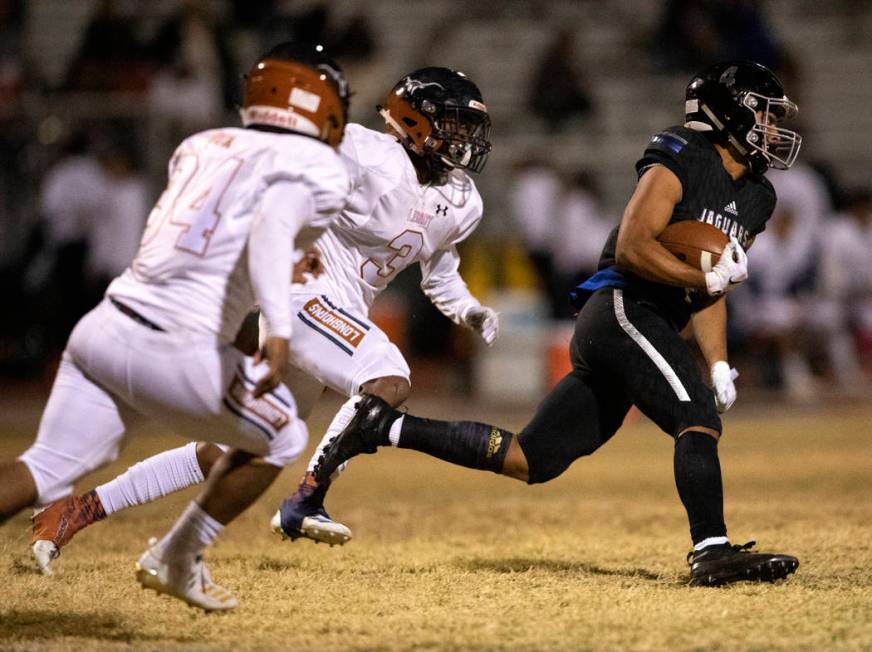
[0,392,870,651]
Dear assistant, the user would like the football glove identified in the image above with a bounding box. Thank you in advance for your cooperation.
[711,361,739,413]
[463,306,499,346]
[705,238,748,296]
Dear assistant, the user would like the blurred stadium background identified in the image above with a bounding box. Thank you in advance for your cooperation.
[0,0,868,408]
[2,2,872,650]
[2,0,872,406]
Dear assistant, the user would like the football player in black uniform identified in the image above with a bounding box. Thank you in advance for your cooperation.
[312,61,803,586]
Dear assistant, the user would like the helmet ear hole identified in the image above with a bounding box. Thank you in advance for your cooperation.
[402,117,417,127]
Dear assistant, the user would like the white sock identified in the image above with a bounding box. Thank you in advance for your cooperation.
[694,536,729,551]
[306,395,362,476]
[828,331,863,387]
[154,501,223,563]
[388,415,404,446]
[96,443,205,516]
[783,352,815,395]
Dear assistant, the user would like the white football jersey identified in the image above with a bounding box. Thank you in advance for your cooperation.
[108,128,349,343]
[303,124,484,321]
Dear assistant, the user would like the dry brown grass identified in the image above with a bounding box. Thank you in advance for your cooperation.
[1,394,870,651]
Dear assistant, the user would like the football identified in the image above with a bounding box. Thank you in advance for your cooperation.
[657,220,729,272]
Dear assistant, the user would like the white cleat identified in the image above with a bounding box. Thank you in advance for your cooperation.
[270,509,352,546]
[32,540,60,576]
[135,547,238,612]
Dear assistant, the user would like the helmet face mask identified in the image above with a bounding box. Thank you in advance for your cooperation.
[741,92,800,170]
[685,61,802,174]
[431,105,492,173]
[380,67,492,176]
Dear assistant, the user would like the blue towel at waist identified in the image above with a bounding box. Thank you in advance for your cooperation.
[569,266,627,309]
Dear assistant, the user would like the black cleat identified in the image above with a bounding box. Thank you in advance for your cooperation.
[312,394,398,484]
[688,540,799,587]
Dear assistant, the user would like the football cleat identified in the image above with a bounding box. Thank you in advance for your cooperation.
[312,394,397,484]
[688,540,799,587]
[32,540,60,576]
[136,546,238,612]
[270,507,352,546]
[270,473,352,545]
[31,491,106,575]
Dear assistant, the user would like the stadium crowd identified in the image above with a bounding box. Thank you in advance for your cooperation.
[1,0,870,401]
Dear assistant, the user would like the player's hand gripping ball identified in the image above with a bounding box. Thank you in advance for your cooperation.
[657,221,747,296]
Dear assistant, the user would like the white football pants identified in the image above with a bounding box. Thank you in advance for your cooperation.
[20,299,307,505]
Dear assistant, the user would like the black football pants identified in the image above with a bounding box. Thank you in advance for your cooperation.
[519,287,721,483]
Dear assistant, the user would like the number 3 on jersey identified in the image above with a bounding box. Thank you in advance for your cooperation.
[360,229,425,284]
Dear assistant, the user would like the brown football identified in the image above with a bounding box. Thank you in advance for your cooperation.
[657,221,729,272]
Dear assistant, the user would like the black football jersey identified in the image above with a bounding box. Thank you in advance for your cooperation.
[589,125,777,328]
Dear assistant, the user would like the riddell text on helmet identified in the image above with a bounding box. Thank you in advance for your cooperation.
[242,106,320,138]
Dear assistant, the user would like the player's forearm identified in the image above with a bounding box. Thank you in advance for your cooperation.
[690,295,728,366]
[617,238,708,290]
[422,276,480,325]
[616,165,706,290]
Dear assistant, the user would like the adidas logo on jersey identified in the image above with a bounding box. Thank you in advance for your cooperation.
[724,201,739,216]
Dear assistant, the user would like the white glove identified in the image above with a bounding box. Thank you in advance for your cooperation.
[464,306,499,346]
[711,361,739,413]
[705,238,748,296]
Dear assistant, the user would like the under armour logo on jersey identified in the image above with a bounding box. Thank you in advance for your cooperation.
[435,204,448,216]
[724,201,739,216]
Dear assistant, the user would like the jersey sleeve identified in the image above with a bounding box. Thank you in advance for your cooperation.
[248,181,316,339]
[250,139,350,339]
[263,140,351,229]
[420,181,485,324]
[419,245,481,326]
[635,127,696,192]
[449,180,484,246]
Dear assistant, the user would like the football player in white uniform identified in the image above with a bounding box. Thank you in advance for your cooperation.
[29,67,497,566]
[270,67,498,544]
[0,42,351,611]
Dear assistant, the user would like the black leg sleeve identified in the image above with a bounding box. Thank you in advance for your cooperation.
[674,431,728,544]
[398,416,513,474]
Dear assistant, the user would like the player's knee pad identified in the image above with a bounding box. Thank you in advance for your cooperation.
[262,417,308,467]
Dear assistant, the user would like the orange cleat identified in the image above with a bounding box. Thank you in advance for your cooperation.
[31,490,106,575]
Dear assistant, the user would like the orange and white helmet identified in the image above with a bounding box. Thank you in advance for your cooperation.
[240,42,349,148]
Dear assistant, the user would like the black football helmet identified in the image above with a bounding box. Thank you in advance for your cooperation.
[685,61,801,174]
[379,67,492,175]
